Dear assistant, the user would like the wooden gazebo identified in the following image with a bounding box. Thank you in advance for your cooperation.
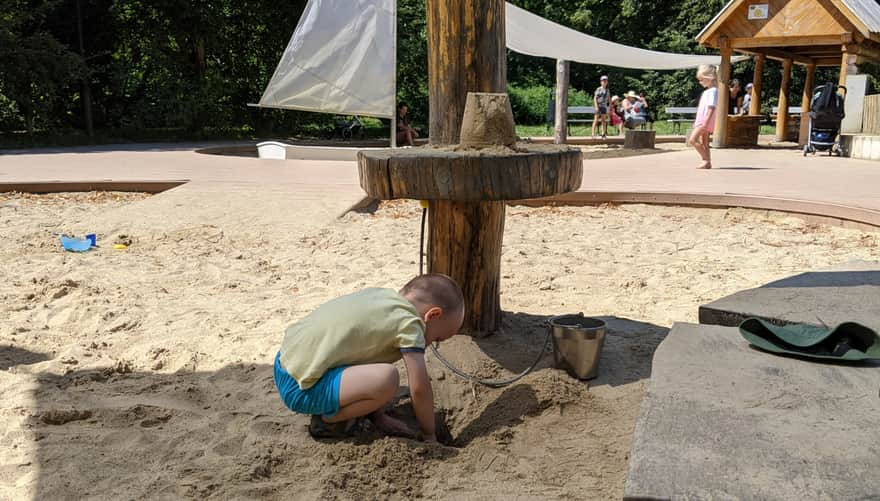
[698,0,880,146]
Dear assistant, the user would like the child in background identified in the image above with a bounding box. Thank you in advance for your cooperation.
[274,274,464,442]
[691,65,718,169]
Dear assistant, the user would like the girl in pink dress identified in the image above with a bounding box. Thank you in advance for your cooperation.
[691,65,718,169]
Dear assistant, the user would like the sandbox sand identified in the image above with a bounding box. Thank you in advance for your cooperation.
[1,191,878,500]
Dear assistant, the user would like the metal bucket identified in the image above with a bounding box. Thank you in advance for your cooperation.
[549,314,606,380]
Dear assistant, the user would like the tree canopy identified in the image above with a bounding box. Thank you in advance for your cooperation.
[0,0,872,143]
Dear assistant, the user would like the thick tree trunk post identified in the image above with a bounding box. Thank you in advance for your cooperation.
[426,0,507,335]
[750,54,765,116]
[712,41,731,148]
[623,130,656,149]
[554,60,569,144]
[776,58,793,142]
[799,63,816,146]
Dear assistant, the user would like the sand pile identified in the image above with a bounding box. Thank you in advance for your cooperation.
[1,191,877,500]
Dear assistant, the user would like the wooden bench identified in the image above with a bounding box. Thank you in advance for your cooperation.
[771,106,803,116]
[665,107,697,134]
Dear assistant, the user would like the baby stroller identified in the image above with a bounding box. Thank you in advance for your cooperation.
[803,82,846,156]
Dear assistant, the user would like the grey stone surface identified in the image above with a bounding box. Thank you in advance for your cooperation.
[624,322,880,501]
[699,260,880,332]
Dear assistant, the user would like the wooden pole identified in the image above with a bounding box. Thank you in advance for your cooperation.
[750,54,765,116]
[776,58,793,142]
[712,41,731,148]
[554,60,569,144]
[799,63,816,145]
[426,0,506,335]
[839,49,851,89]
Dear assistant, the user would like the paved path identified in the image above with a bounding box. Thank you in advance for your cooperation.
[2,143,879,227]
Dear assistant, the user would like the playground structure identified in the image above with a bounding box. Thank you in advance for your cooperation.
[697,0,880,147]
[358,1,582,335]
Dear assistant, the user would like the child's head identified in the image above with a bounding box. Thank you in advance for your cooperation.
[400,274,465,343]
[696,65,717,88]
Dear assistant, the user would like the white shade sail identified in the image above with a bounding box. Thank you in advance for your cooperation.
[506,3,745,70]
[258,0,395,118]
[258,1,741,119]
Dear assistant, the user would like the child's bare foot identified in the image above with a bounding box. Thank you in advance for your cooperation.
[696,161,712,169]
[372,411,415,438]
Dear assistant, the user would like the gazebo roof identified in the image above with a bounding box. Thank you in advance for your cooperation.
[697,0,880,65]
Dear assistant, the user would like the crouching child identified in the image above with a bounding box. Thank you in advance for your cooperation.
[273,274,465,442]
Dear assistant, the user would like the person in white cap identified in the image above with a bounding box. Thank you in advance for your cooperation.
[742,83,754,115]
[592,75,610,139]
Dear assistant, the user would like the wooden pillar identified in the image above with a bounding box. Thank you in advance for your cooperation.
[776,58,793,142]
[799,63,816,145]
[750,54,765,116]
[712,41,731,148]
[426,0,506,334]
[839,49,852,89]
[554,60,569,144]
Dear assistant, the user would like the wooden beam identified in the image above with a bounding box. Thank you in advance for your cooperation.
[776,58,793,142]
[554,60,569,145]
[729,35,846,49]
[815,57,842,66]
[799,64,816,146]
[757,48,815,66]
[697,0,746,46]
[713,41,732,148]
[845,42,880,63]
[750,54,765,116]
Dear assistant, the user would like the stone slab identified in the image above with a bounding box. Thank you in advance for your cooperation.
[699,260,880,332]
[624,322,880,501]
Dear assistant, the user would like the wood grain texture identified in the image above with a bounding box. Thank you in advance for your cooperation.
[750,54,765,116]
[776,58,793,142]
[623,130,656,149]
[424,0,508,334]
[426,0,506,146]
[554,60,570,144]
[427,200,505,334]
[358,147,583,201]
[863,94,880,134]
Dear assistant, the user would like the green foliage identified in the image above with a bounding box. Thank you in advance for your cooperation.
[2,0,879,145]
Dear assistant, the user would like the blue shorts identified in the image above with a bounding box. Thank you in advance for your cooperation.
[273,352,346,417]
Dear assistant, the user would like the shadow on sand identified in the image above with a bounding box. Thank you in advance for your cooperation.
[467,311,669,389]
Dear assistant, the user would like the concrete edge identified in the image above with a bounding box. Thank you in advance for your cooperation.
[512,191,880,230]
[0,181,188,194]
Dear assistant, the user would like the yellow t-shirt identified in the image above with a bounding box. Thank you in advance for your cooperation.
[279,288,425,390]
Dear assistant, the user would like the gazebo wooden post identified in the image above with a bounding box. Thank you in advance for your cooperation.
[799,63,816,145]
[776,58,793,142]
[749,54,765,116]
[425,0,506,335]
[839,47,853,88]
[554,60,569,144]
[712,39,732,148]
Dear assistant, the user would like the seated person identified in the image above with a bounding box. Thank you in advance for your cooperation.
[609,95,625,135]
[396,103,420,146]
[639,92,655,129]
[728,79,745,115]
[622,91,647,129]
